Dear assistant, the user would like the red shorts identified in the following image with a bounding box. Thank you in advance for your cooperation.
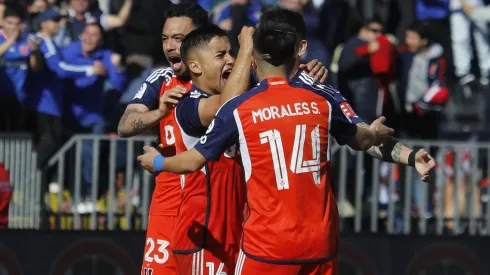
[235,250,338,275]
[174,244,238,275]
[141,215,178,275]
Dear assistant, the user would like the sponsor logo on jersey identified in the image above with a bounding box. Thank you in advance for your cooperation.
[340,102,357,119]
[133,83,147,99]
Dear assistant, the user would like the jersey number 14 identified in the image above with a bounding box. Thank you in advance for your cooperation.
[260,124,321,190]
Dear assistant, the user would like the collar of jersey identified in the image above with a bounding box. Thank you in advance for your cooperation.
[190,84,211,97]
[265,76,289,87]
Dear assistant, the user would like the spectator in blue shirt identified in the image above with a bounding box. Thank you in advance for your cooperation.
[25,8,107,168]
[62,22,127,211]
[0,5,37,131]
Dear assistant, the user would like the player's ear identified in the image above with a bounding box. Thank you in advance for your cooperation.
[297,40,307,57]
[188,60,202,76]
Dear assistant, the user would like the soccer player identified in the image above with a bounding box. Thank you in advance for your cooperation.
[118,4,209,275]
[166,24,253,274]
[117,3,329,275]
[137,9,436,275]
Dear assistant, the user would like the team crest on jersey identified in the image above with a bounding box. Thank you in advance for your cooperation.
[19,44,29,56]
[133,83,147,99]
[340,102,357,119]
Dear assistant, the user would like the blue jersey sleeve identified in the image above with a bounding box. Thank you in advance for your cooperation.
[39,38,92,79]
[194,101,239,161]
[175,91,208,137]
[291,71,363,145]
[130,68,173,109]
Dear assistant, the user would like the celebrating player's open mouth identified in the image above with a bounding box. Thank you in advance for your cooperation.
[221,66,232,89]
[168,54,183,72]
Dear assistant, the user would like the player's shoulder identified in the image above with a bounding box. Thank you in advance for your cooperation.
[145,67,175,86]
[290,70,342,101]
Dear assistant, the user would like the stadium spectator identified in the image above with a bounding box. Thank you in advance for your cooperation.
[338,17,385,124]
[399,21,449,216]
[24,8,107,169]
[62,22,127,212]
[0,5,38,131]
[450,0,490,87]
[399,21,448,140]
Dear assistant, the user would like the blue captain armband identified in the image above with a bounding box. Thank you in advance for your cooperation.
[153,155,165,173]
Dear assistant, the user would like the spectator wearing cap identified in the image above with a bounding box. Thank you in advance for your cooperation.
[399,21,449,140]
[54,0,132,48]
[62,22,126,212]
[24,8,107,170]
[0,5,40,131]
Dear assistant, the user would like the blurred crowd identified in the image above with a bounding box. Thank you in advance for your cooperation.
[2,0,490,224]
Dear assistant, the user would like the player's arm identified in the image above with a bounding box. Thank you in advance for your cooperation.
[138,102,238,174]
[138,146,208,174]
[197,27,254,126]
[117,69,185,137]
[356,121,435,182]
[347,117,391,151]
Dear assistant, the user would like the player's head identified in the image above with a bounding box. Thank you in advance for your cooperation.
[258,8,307,73]
[180,24,233,95]
[252,9,301,79]
[405,21,430,53]
[162,3,210,76]
[2,5,25,38]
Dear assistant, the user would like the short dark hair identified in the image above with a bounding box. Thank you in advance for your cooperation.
[259,8,306,40]
[254,9,301,67]
[180,24,228,66]
[3,4,25,20]
[164,3,210,29]
[407,21,430,40]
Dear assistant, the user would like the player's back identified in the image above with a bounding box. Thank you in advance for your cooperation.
[171,86,246,253]
[230,76,357,263]
[151,75,193,216]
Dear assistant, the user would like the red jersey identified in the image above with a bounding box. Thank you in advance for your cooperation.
[171,85,246,253]
[151,73,192,216]
[194,72,360,263]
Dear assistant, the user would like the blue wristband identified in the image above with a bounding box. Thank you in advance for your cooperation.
[152,155,165,172]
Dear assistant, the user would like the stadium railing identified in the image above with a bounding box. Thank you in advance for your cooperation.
[0,133,41,229]
[5,134,490,235]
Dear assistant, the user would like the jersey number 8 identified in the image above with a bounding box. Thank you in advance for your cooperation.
[260,124,321,190]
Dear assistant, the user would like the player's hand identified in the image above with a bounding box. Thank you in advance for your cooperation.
[92,61,107,76]
[369,116,394,146]
[299,59,328,83]
[238,26,254,53]
[158,85,186,117]
[137,146,161,173]
[414,149,436,182]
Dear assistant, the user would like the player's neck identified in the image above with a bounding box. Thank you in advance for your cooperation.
[256,66,288,82]
[193,79,217,95]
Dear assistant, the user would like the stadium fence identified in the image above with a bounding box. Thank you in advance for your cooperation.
[2,134,490,235]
